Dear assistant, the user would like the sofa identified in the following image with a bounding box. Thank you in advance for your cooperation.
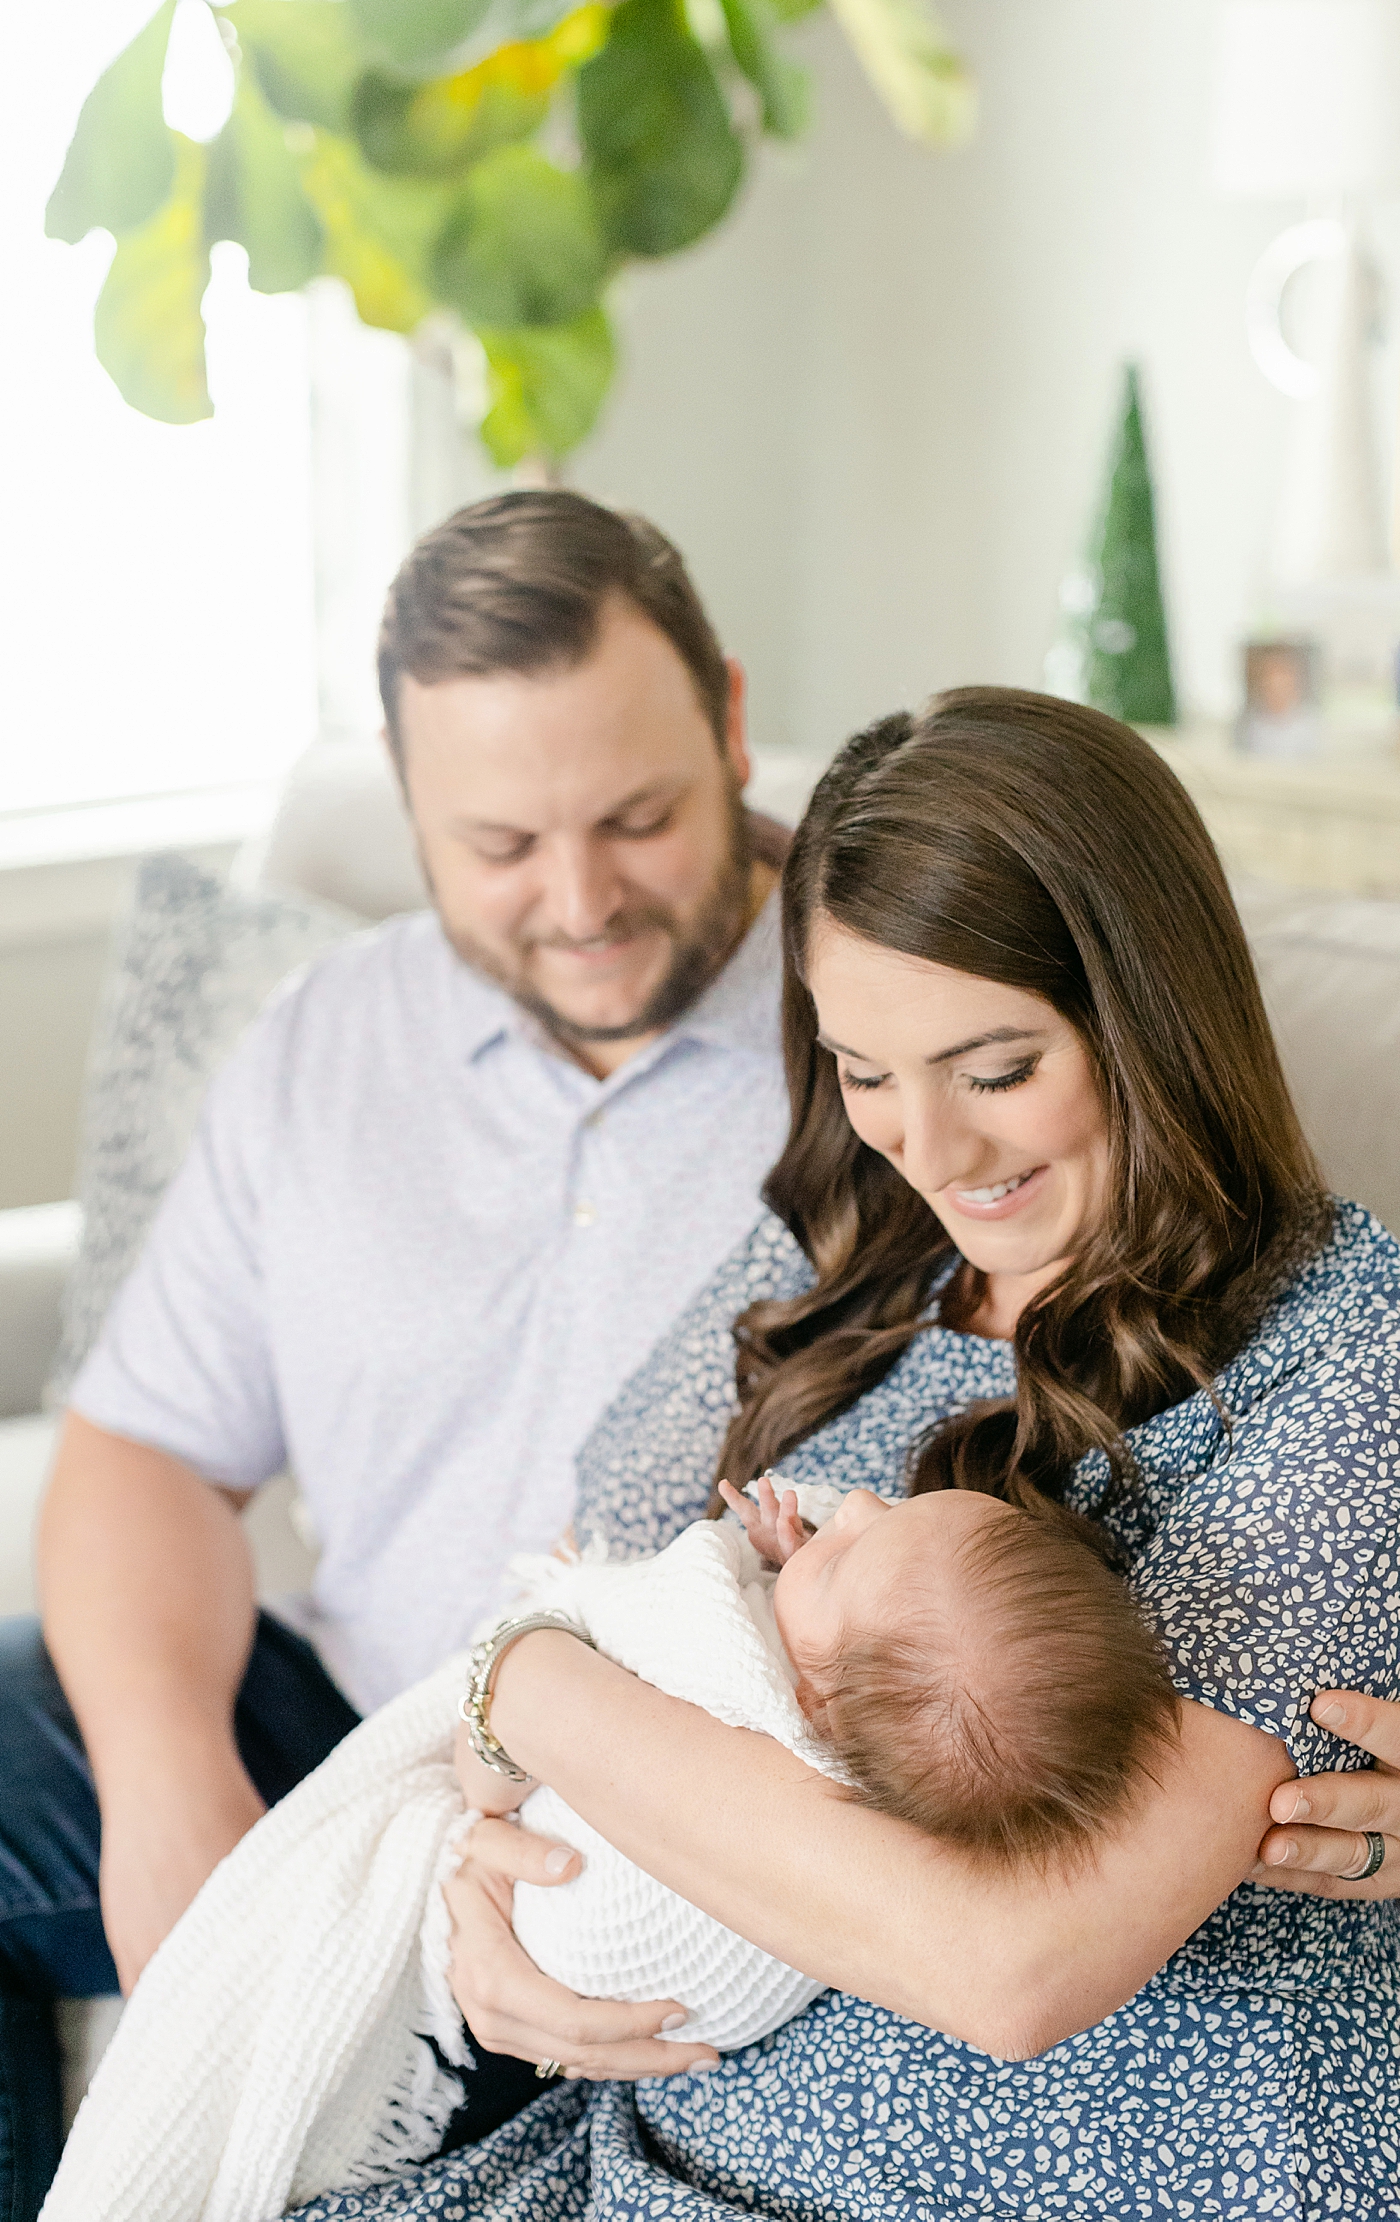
[4,732,1400,2114]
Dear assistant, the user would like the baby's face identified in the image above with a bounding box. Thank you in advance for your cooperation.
[772,1486,1012,1675]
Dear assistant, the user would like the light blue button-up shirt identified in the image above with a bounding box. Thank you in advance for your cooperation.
[73,901,788,1709]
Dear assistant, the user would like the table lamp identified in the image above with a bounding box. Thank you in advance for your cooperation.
[1213,0,1400,584]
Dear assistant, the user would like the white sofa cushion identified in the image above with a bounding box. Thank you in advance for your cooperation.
[1234,881,1400,1237]
[233,738,428,923]
[0,1203,82,1421]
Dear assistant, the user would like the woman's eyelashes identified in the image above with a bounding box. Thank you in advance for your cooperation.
[837,1056,1041,1097]
[966,1056,1040,1096]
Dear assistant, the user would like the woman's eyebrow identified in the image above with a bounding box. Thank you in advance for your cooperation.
[817,1025,1040,1064]
[929,1025,1039,1064]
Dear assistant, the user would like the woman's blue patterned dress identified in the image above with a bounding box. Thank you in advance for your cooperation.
[293,1199,1400,2222]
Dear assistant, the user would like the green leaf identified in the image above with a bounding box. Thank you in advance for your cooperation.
[93,134,212,424]
[352,6,607,175]
[432,144,606,327]
[219,0,367,133]
[477,304,614,464]
[45,0,177,244]
[578,0,743,257]
[717,0,807,137]
[353,65,545,176]
[825,0,975,145]
[451,0,585,67]
[348,0,489,74]
[205,66,324,290]
[766,0,819,21]
[298,130,455,329]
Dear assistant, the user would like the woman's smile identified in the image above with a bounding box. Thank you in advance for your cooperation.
[805,916,1110,1335]
[947,1163,1048,1218]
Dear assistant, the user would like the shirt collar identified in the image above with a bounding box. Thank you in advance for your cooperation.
[449,886,783,1068]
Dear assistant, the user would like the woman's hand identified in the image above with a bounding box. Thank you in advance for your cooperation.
[717,1476,810,1567]
[1253,1689,1400,1897]
[444,1816,721,2080]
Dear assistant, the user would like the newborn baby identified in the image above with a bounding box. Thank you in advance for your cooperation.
[719,1475,1178,1867]
[492,1477,1178,2049]
[46,1483,1180,2221]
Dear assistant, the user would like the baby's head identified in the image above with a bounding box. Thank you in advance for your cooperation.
[773,1488,1178,1869]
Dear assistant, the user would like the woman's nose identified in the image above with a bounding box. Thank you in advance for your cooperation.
[894,1095,985,1203]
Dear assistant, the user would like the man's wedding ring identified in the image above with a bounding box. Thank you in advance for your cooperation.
[536,2058,563,2079]
[1342,1831,1387,1881]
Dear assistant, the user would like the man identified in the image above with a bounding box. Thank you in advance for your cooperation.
[0,492,792,2214]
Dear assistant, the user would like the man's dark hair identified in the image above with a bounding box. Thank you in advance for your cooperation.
[377,490,729,766]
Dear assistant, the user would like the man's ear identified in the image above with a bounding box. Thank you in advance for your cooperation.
[724,659,750,788]
[379,724,410,804]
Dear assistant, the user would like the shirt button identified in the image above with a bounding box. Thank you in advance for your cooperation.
[583,1108,604,1130]
[573,1200,597,1228]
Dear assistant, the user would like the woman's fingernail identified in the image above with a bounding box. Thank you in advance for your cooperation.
[544,1846,575,1876]
[689,2059,719,2075]
[1283,1792,1311,1820]
[1315,1701,1346,1728]
[660,2012,687,2032]
[1269,1837,1298,1864]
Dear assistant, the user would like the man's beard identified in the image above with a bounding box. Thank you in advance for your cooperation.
[441,776,755,1049]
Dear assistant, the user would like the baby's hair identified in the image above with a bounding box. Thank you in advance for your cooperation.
[806,1504,1179,1869]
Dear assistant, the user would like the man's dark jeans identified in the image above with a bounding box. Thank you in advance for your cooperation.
[0,1611,542,2221]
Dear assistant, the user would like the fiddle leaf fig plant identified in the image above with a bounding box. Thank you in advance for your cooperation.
[47,0,974,466]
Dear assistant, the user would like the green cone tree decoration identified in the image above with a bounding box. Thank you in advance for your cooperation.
[45,0,976,469]
[1046,363,1178,727]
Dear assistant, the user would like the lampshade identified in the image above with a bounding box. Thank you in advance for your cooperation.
[1213,0,1400,198]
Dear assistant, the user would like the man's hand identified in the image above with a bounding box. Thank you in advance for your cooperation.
[717,1475,810,1568]
[98,1748,266,1991]
[445,1816,720,2080]
[1253,1689,1400,1898]
[39,1418,270,1990]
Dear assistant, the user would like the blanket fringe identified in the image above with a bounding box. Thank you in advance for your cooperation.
[343,1814,478,2187]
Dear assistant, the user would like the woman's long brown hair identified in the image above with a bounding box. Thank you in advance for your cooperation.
[715,688,1330,1515]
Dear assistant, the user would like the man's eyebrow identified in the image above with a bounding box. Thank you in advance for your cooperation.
[449,780,684,839]
[816,1025,1040,1064]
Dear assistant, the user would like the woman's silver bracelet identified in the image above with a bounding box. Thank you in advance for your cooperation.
[458,1611,596,1782]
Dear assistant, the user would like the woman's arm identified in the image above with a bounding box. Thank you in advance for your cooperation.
[486,1630,1294,2062]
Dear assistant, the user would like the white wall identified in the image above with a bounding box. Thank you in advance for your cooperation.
[11,0,1399,1205]
[571,0,1398,755]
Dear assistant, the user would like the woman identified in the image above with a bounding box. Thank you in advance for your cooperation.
[295,690,1400,2220]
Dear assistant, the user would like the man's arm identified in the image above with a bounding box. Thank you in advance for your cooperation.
[37,1411,267,1991]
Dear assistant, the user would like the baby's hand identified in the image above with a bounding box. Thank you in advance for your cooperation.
[718,1475,812,1568]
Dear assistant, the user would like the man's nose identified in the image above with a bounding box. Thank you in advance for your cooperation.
[545,838,626,942]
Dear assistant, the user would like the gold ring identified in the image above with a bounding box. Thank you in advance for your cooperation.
[535,2057,563,2079]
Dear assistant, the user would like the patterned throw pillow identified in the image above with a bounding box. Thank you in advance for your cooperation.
[48,853,363,1400]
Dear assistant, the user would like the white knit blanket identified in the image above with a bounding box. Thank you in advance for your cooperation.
[43,1487,844,2222]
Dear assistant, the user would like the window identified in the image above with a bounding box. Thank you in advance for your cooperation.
[0,1,319,820]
